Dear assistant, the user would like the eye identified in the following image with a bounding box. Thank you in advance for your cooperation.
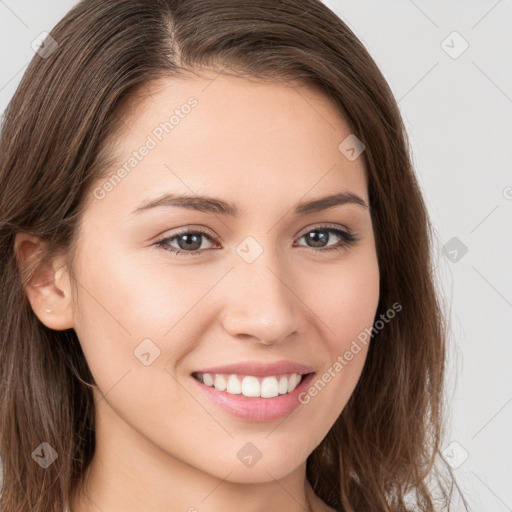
[154,227,218,257]
[154,224,358,257]
[294,224,358,253]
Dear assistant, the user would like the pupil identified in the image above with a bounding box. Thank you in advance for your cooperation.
[307,230,327,247]
[179,233,201,251]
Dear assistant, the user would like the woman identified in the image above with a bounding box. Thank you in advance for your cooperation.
[0,0,468,510]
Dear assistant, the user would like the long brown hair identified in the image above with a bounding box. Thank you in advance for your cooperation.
[0,1,469,510]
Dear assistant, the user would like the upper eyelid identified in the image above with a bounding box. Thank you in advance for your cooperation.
[156,223,351,242]
[154,224,354,253]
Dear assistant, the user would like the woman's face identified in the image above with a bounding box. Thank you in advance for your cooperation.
[70,73,379,483]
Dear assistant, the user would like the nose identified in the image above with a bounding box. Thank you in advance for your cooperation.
[219,256,306,346]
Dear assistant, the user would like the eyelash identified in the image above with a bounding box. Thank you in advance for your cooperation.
[154,224,359,258]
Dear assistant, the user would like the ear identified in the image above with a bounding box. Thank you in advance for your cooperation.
[14,232,75,331]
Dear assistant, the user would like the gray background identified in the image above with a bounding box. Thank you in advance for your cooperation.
[1,1,511,510]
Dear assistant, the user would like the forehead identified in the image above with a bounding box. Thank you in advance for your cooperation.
[86,74,368,219]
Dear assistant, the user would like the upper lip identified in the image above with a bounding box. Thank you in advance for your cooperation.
[192,360,315,377]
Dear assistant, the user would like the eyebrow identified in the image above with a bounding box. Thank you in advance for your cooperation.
[131,191,370,217]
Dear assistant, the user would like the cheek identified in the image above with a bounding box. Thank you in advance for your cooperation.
[71,242,232,397]
[308,249,380,352]
[75,242,212,338]
[301,250,379,409]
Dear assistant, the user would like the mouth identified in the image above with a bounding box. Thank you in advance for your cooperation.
[189,360,316,421]
[190,370,317,422]
[191,371,312,398]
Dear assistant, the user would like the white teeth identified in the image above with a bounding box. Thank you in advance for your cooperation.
[196,372,306,398]
[288,373,301,392]
[242,376,260,397]
[202,373,214,387]
[260,376,279,398]
[278,376,288,395]
[213,374,227,391]
[226,374,242,394]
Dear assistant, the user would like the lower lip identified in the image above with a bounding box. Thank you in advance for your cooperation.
[191,373,316,422]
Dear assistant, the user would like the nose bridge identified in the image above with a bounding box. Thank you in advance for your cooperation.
[220,242,304,344]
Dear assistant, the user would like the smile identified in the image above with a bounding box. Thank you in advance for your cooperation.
[191,371,316,422]
[192,372,304,398]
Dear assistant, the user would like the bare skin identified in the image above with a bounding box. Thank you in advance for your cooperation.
[16,71,379,512]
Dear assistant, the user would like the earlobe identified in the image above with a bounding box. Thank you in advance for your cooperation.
[14,232,75,331]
